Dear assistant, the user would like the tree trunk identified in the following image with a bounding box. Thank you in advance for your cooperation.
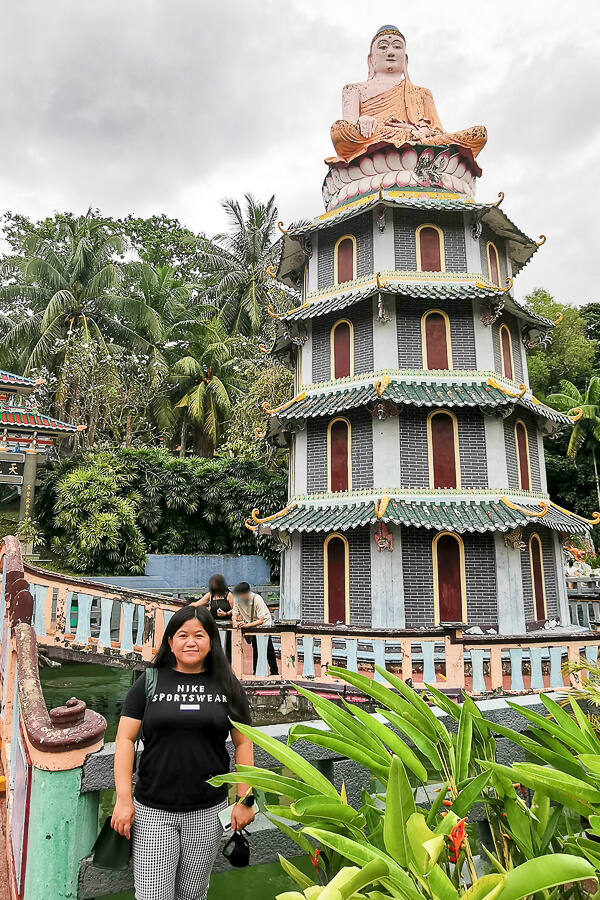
[594,450,600,512]
[193,426,214,458]
[179,419,188,458]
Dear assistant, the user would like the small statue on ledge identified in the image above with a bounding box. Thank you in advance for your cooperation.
[328,25,487,166]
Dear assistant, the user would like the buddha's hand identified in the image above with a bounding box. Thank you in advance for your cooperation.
[358,115,379,137]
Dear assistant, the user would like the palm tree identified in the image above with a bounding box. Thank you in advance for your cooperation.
[547,377,600,508]
[198,194,289,336]
[0,212,161,427]
[170,318,241,457]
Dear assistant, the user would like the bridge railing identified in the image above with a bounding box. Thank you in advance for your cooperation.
[23,561,185,666]
[231,623,600,695]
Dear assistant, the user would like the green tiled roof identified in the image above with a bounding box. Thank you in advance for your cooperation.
[265,373,571,437]
[0,406,81,436]
[252,493,592,535]
[275,279,553,329]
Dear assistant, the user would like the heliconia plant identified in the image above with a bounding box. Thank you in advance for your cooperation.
[210,665,599,899]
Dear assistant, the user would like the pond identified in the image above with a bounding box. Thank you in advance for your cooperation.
[40,662,305,900]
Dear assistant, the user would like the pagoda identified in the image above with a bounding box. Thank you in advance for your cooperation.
[248,26,595,635]
[0,369,83,520]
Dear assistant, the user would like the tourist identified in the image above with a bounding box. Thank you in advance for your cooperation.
[190,573,234,660]
[232,581,278,676]
[111,605,255,900]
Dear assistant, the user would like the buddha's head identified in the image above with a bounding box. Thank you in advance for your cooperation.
[368,25,409,80]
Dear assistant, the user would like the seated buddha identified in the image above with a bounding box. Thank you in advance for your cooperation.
[328,26,487,166]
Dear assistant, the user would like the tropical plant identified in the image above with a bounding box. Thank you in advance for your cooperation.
[209,667,597,899]
[546,377,600,508]
[0,211,161,434]
[35,448,287,574]
[198,194,296,336]
[48,451,146,574]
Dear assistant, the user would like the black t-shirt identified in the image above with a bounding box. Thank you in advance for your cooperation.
[121,667,249,812]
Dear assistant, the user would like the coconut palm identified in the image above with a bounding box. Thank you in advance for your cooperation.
[170,318,241,457]
[198,194,289,336]
[547,377,600,507]
[0,211,161,424]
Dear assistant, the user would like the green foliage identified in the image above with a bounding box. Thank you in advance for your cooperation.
[525,289,597,398]
[48,451,146,574]
[210,669,597,900]
[36,447,286,575]
[546,376,600,509]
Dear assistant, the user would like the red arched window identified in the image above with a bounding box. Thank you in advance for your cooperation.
[514,420,531,491]
[331,320,352,379]
[434,533,465,623]
[500,324,514,380]
[417,225,443,272]
[429,412,459,489]
[487,242,500,287]
[335,236,355,284]
[328,418,350,493]
[529,533,546,620]
[325,534,348,624]
[422,310,451,370]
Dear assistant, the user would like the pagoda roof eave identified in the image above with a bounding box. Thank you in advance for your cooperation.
[262,370,572,444]
[246,492,595,536]
[0,406,83,437]
[276,191,541,286]
[0,370,41,396]
[270,276,553,328]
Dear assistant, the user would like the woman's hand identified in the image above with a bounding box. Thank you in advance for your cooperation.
[217,608,227,617]
[111,797,135,839]
[231,803,255,831]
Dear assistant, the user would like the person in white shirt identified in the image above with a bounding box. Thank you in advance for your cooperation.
[232,582,278,675]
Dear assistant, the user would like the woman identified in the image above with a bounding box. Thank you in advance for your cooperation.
[111,606,255,900]
[191,574,234,659]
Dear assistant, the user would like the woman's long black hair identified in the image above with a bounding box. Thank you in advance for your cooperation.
[208,574,229,597]
[153,606,251,724]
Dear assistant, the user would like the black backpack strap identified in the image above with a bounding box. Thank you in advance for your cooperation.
[144,667,158,703]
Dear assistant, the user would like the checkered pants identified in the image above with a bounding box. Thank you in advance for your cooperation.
[133,798,227,900]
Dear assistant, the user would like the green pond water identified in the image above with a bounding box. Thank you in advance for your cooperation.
[40,662,307,900]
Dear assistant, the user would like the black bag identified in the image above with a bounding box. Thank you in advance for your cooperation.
[222,830,250,868]
[92,817,131,870]
[91,669,158,870]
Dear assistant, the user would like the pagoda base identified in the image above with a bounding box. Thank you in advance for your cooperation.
[322,144,479,212]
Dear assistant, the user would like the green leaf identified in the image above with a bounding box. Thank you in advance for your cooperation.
[480,719,589,779]
[425,684,462,721]
[230,722,339,798]
[504,799,533,857]
[277,855,315,890]
[209,766,320,800]
[481,760,600,816]
[376,708,443,772]
[462,874,506,900]
[287,728,390,783]
[343,702,427,782]
[383,755,415,867]
[450,770,492,818]
[499,854,596,900]
[374,665,452,748]
[302,827,421,900]
[293,684,389,761]
[506,703,590,754]
[455,706,473,784]
[293,797,364,825]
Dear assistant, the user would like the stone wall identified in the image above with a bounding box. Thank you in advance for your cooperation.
[393,209,467,272]
[503,409,542,492]
[317,212,373,289]
[401,528,497,628]
[306,408,374,493]
[300,527,372,626]
[398,407,488,489]
[311,301,374,383]
[396,296,477,370]
[520,525,559,622]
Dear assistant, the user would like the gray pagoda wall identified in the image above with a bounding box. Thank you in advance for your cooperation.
[401,529,498,628]
[479,225,509,284]
[306,409,373,492]
[393,210,467,271]
[491,312,524,382]
[395,297,477,370]
[519,525,560,622]
[300,528,372,626]
[317,214,373,289]
[311,303,374,382]
[502,409,543,492]
[398,407,488,489]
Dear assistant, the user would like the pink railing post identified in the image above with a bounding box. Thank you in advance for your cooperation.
[279,628,298,680]
[231,626,244,679]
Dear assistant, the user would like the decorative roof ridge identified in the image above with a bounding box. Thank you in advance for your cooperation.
[304,270,494,304]
[303,368,496,394]
[290,487,550,504]
[0,406,84,433]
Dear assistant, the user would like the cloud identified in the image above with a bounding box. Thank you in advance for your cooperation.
[1,0,599,303]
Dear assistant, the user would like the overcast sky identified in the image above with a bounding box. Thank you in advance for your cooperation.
[2,0,599,305]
